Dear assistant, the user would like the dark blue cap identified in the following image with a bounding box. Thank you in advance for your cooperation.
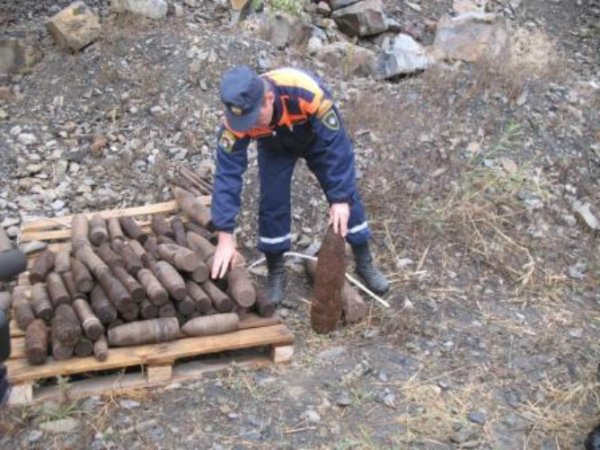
[220,65,264,133]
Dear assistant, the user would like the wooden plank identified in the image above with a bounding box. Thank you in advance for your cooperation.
[9,314,280,355]
[7,324,293,384]
[147,365,172,383]
[9,337,25,359]
[21,196,211,232]
[272,345,294,364]
[27,355,272,404]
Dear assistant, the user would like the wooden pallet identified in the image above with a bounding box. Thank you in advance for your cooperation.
[8,196,295,405]
[7,314,294,405]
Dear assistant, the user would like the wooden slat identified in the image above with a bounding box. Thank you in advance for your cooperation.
[20,196,211,233]
[7,324,293,384]
[24,355,272,404]
[10,320,24,338]
[10,337,25,359]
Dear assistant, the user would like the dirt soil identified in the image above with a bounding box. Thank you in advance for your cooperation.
[1,0,599,449]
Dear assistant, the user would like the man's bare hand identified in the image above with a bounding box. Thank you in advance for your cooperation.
[211,232,238,279]
[328,202,350,237]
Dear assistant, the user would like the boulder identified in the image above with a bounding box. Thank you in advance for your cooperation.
[46,2,101,52]
[433,12,508,62]
[264,13,311,49]
[332,0,387,37]
[317,41,376,78]
[110,0,168,19]
[329,0,362,9]
[375,33,432,79]
[0,39,42,74]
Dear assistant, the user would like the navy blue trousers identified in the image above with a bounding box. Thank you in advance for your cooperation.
[256,141,371,254]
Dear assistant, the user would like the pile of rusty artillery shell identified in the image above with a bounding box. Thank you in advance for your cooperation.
[11,188,275,364]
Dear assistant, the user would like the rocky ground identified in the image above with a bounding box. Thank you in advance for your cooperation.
[0,0,599,448]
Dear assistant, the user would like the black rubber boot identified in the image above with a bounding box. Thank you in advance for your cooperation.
[352,243,389,295]
[265,252,286,306]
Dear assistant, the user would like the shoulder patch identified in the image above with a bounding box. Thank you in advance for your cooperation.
[219,129,237,153]
[321,108,340,131]
[316,99,333,120]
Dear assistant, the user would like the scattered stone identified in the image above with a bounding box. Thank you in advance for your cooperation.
[317,42,376,77]
[572,201,598,231]
[569,328,583,339]
[316,2,332,15]
[375,33,432,79]
[301,409,321,424]
[307,36,323,56]
[566,264,585,280]
[336,391,352,407]
[317,346,346,362]
[395,257,414,270]
[0,39,43,74]
[467,411,487,425]
[434,13,508,62]
[453,0,487,13]
[332,0,388,37]
[119,399,141,409]
[26,163,44,175]
[329,0,361,9]
[26,430,43,444]
[341,360,372,384]
[363,327,379,338]
[39,418,80,434]
[451,427,478,443]
[111,0,168,19]
[1,217,20,228]
[265,13,297,49]
[378,388,395,408]
[46,2,101,52]
[17,133,38,146]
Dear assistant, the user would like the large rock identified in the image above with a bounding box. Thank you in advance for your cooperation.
[264,13,312,49]
[329,0,362,9]
[332,0,387,37]
[0,39,42,74]
[375,34,432,79]
[110,0,168,19]
[433,12,508,62]
[317,42,376,78]
[46,2,101,52]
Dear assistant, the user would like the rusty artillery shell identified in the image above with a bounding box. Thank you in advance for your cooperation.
[150,213,172,237]
[74,337,94,357]
[255,286,276,318]
[90,285,118,325]
[155,261,187,301]
[95,242,124,267]
[71,214,90,251]
[181,313,239,337]
[140,298,158,319]
[54,249,71,273]
[174,187,211,228]
[170,216,188,247]
[311,227,345,334]
[96,270,133,313]
[157,243,202,272]
[185,281,211,314]
[107,217,124,241]
[30,283,53,321]
[52,333,74,361]
[202,280,233,313]
[119,216,147,243]
[13,288,34,330]
[89,214,109,246]
[70,257,94,293]
[93,335,108,361]
[46,272,70,307]
[112,240,142,275]
[52,303,81,346]
[25,319,48,365]
[113,266,145,302]
[75,245,108,278]
[176,296,195,316]
[186,232,215,261]
[62,271,87,302]
[158,302,177,318]
[226,266,256,308]
[137,268,168,306]
[72,298,104,340]
[29,249,55,284]
[107,317,180,347]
